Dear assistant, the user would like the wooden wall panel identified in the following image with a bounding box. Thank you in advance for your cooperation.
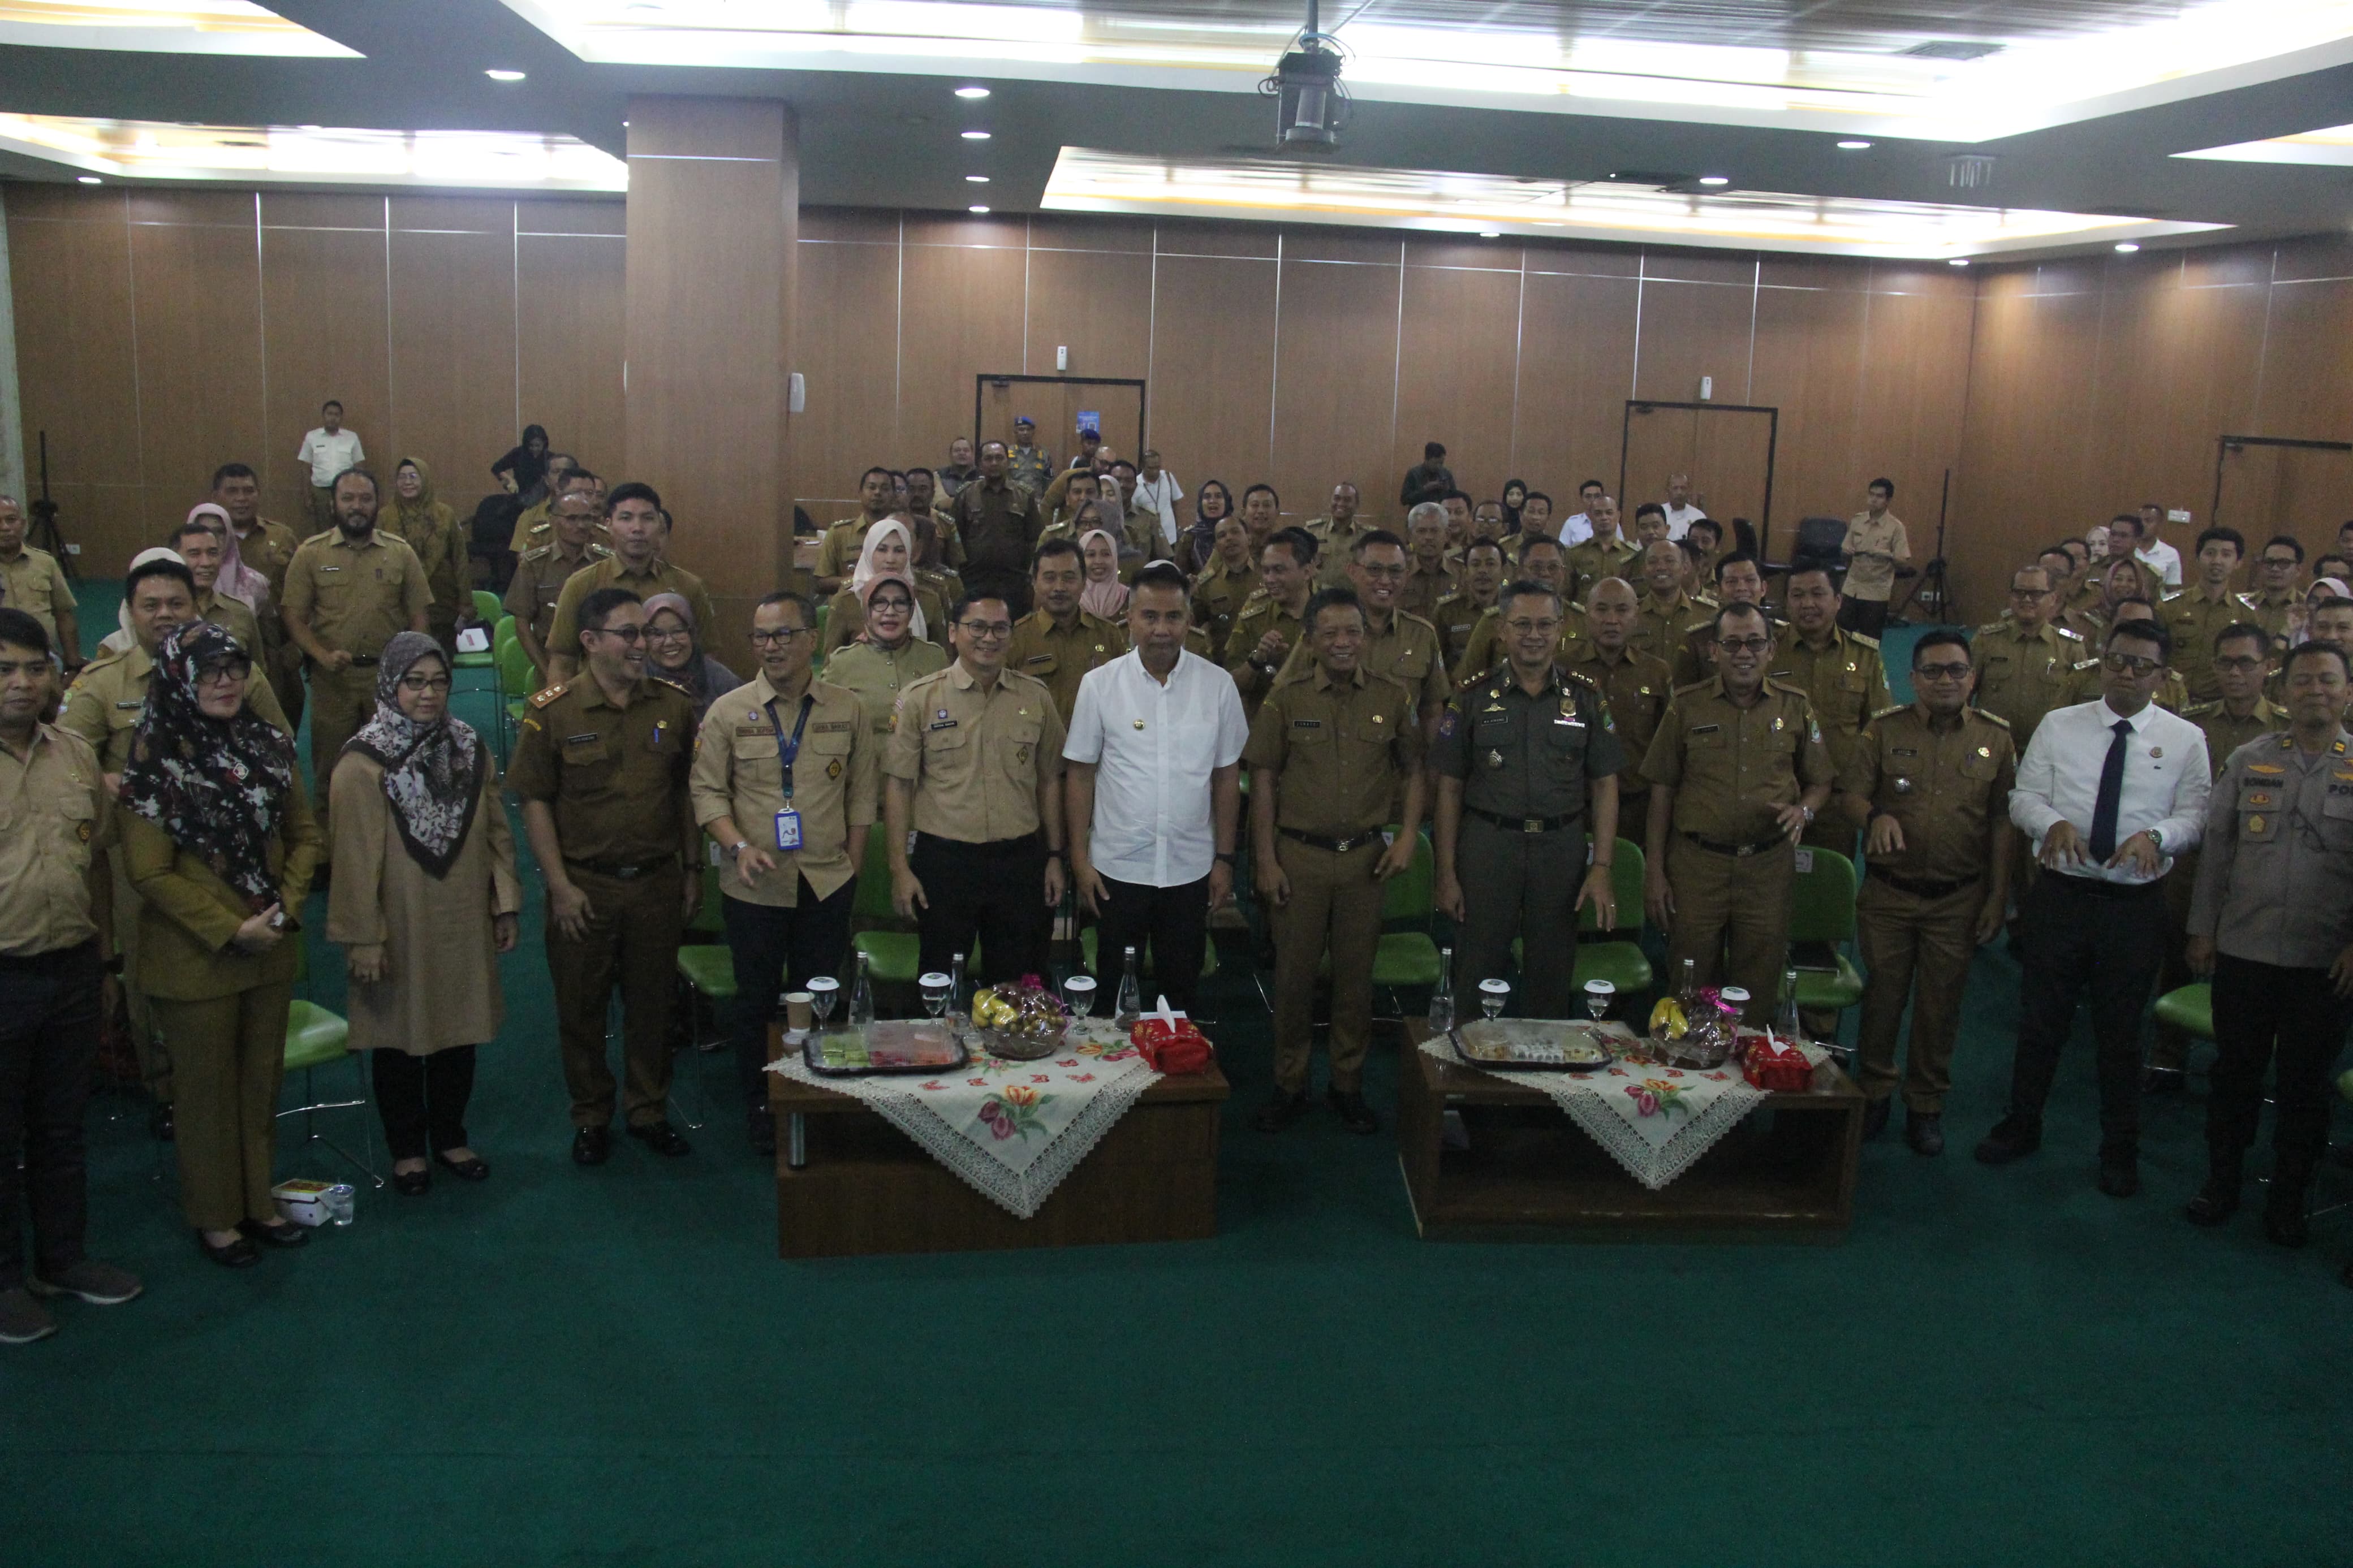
[1634,278,1756,404]
[10,210,142,566]
[1270,258,1401,520]
[129,221,266,530]
[787,236,899,505]
[516,234,626,483]
[1850,288,1973,542]
[387,229,516,502]
[1023,247,1152,383]
[1747,284,1867,526]
[2253,280,2353,443]
[1393,263,1520,509]
[1514,270,1639,499]
[1140,254,1276,496]
[258,226,390,522]
[895,241,1026,470]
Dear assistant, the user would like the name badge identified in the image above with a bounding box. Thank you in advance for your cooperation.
[563,732,599,746]
[774,808,803,852]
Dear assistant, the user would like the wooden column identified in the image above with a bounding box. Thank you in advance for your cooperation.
[624,97,798,653]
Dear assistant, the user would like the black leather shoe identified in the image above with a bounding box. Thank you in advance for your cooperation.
[391,1167,432,1197]
[239,1218,309,1248]
[1904,1110,1944,1157]
[572,1125,611,1166]
[627,1119,692,1157]
[2185,1180,2239,1226]
[746,1106,777,1157]
[1252,1090,1311,1134]
[1974,1116,2042,1165]
[433,1152,491,1182]
[1328,1087,1379,1136]
[1862,1098,1892,1141]
[2097,1153,2140,1198]
[195,1231,260,1269]
[148,1103,175,1143]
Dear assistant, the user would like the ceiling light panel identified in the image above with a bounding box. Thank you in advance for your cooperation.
[502,0,2353,141]
[1040,146,2228,259]
[0,0,357,56]
[0,114,627,189]
[2175,119,2353,165]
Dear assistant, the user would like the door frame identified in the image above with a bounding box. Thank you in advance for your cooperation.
[974,374,1150,450]
[1619,399,1780,557]
[2210,433,2353,530]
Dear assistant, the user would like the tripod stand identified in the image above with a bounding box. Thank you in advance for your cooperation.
[27,431,74,580]
[1891,468,1954,625]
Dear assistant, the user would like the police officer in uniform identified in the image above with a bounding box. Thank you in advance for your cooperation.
[1837,629,2015,1154]
[1641,603,1835,1025]
[1431,537,1506,672]
[502,489,610,678]
[1565,576,1672,833]
[1244,586,1425,1136]
[1005,416,1054,495]
[1226,529,1317,725]
[1006,537,1128,724]
[511,587,703,1166]
[884,593,1069,986]
[1432,580,1624,1018]
[1770,563,1890,852]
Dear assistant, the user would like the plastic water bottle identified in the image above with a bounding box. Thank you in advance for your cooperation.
[949,952,968,1016]
[1428,947,1455,1035]
[1777,966,1803,1043]
[847,950,876,1030]
[1114,946,1143,1027]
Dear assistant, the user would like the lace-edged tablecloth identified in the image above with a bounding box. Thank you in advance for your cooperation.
[1420,1023,1828,1191]
[771,1019,1160,1219]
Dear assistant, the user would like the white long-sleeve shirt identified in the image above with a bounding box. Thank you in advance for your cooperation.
[1063,648,1248,887]
[2009,697,2210,885]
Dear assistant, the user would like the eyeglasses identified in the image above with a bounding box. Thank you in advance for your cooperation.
[1503,618,1562,636]
[748,627,813,646]
[867,596,913,614]
[2102,651,2164,675]
[1717,636,1774,654]
[587,625,645,643]
[1914,661,1972,681]
[2009,586,2052,599]
[645,626,692,644]
[2262,556,2300,569]
[192,657,252,684]
[957,620,1014,640]
[2213,654,2266,672]
[1355,563,1407,580]
[397,673,454,694]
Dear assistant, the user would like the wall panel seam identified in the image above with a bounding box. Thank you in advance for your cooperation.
[1389,239,1404,465]
[1268,232,1282,472]
[124,204,144,491]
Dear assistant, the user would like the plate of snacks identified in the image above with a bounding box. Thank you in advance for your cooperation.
[1453,1018,1616,1072]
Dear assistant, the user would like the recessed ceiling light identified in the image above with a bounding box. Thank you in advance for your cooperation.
[966,175,990,183]
[2114,241,2140,252]
[76,174,100,184]
[1697,174,1730,186]
[1948,257,1970,265]
[962,130,991,140]
[1836,139,1872,150]
[969,204,990,213]
[485,68,526,81]
[955,85,990,99]
[1477,230,1500,237]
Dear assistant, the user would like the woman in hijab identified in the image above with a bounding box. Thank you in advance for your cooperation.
[193,502,272,617]
[2288,576,2351,646]
[1078,522,1130,620]
[822,572,948,810]
[380,457,465,655]
[641,591,742,720]
[823,518,946,656]
[327,633,521,1196]
[1499,478,1528,537]
[492,424,550,498]
[1175,478,1232,574]
[119,623,318,1268]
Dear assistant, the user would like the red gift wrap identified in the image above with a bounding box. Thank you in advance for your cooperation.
[1740,1032,1813,1092]
[1130,1016,1215,1074]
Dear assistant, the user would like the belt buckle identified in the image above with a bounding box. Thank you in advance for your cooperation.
[1523,817,1545,834]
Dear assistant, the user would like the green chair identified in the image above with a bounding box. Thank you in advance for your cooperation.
[497,635,539,761]
[277,945,379,1188]
[1369,829,1443,991]
[2152,983,2214,1043]
[1786,845,1865,1026]
[850,822,923,984]
[676,864,739,1056]
[1505,837,1652,999]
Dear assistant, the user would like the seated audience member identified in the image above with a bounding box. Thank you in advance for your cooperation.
[643,591,743,722]
[825,517,949,656]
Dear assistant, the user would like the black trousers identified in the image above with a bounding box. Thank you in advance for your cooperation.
[721,879,855,1108]
[2007,871,2167,1148]
[0,943,102,1293]
[372,1046,478,1163]
[2207,952,2352,1172]
[912,831,1050,988]
[1093,874,1211,1016]
[1839,597,1890,638]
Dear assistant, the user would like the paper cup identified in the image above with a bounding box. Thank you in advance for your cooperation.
[785,992,814,1033]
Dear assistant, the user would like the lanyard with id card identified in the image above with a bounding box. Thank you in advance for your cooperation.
[769,694,815,852]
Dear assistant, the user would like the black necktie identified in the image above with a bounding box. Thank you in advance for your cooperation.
[2089,718,2131,861]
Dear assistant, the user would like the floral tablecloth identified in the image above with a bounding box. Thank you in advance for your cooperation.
[1421,1021,1828,1191]
[771,1018,1160,1219]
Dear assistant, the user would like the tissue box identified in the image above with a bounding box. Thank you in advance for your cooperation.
[1130,1015,1214,1074]
[1741,1033,1813,1092]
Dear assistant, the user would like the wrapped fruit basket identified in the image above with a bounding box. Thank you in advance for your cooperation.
[968,977,1070,1061]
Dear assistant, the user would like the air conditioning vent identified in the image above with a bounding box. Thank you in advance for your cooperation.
[1901,40,2004,61]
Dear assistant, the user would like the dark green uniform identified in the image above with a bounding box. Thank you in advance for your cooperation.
[1432,666,1626,1016]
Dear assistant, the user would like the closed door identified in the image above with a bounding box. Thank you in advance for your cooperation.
[1621,403,1775,551]
[2214,439,2353,556]
[979,379,1144,470]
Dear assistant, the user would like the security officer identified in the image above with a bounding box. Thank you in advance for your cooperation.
[2182,640,2353,1252]
[883,592,1069,986]
[1227,528,1317,725]
[1431,536,1506,672]
[1641,603,1835,1025]
[2160,526,2256,703]
[1432,580,1624,1018]
[511,586,703,1167]
[1188,512,1259,656]
[502,488,611,677]
[279,465,431,850]
[544,483,716,686]
[1563,495,1639,606]
[1565,576,1673,834]
[1454,534,1584,686]
[1005,416,1055,495]
[2150,620,2287,1090]
[691,590,877,1156]
[1670,552,1774,686]
[1244,586,1425,1137]
[1770,562,1890,851]
[1006,537,1128,723]
[1634,538,1710,662]
[1837,628,2015,1154]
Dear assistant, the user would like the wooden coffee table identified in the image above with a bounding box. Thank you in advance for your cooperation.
[766,1023,1230,1259]
[1396,1021,1864,1242]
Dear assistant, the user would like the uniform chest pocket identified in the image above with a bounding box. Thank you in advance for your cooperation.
[922,723,973,770]
[2321,782,2353,822]
[1018,653,1059,679]
[731,728,781,766]
[1545,717,1590,757]
[997,715,1044,772]
[1956,750,1999,782]
[2238,784,2282,840]
[55,795,96,869]
[807,724,854,758]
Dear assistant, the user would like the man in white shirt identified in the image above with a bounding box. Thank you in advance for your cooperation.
[2134,501,2184,588]
[1661,473,1707,541]
[294,400,364,534]
[1555,478,1603,548]
[1978,615,2210,1197]
[1064,562,1247,1015]
[1129,450,1184,552]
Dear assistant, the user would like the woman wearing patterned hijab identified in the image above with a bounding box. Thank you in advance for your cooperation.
[326,632,522,1196]
[117,622,319,1268]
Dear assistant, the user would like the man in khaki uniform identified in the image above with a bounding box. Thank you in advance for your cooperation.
[1564,495,1639,607]
[692,590,877,1156]
[1840,477,1911,638]
[63,558,290,1129]
[1454,536,1585,686]
[170,516,263,663]
[2161,527,2257,703]
[1244,586,1425,1136]
[1431,537,1505,673]
[883,591,1068,986]
[1971,565,2089,753]
[1007,537,1128,723]
[1771,563,1890,859]
[211,463,304,724]
[503,490,611,677]
[1227,528,1316,724]
[1671,553,1774,687]
[813,466,899,595]
[902,468,967,572]
[1566,576,1673,834]
[2244,535,2303,647]
[545,482,716,686]
[1305,483,1371,589]
[1837,629,2015,1154]
[1399,502,1459,619]
[0,497,78,670]
[511,464,606,556]
[1641,603,1836,1025]
[1634,538,1710,664]
[512,586,703,1167]
[501,451,579,555]
[1277,531,1449,740]
[1189,513,1260,658]
[280,466,432,849]
[947,441,1046,615]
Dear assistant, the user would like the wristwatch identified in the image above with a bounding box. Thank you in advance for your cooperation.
[2146,827,2164,854]
[726,839,750,859]
[1800,805,1816,825]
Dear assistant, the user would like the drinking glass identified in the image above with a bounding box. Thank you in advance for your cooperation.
[1063,974,1098,1021]
[1584,979,1615,1023]
[919,972,951,1018]
[807,974,840,1032]
[1478,978,1510,1022]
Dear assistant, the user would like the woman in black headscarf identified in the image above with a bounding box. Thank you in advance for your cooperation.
[119,623,319,1268]
[327,633,522,1196]
[492,424,550,498]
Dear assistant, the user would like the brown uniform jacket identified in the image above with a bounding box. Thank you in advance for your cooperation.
[1641,676,1835,845]
[1970,619,2088,749]
[1242,663,1424,836]
[63,642,292,778]
[282,528,434,659]
[1190,559,1260,657]
[503,540,611,648]
[546,556,716,669]
[1277,608,1450,722]
[945,477,1044,583]
[1006,608,1128,723]
[2186,697,2288,779]
[1634,589,1709,662]
[881,662,1066,844]
[2160,586,2261,703]
[0,546,75,646]
[1671,607,1782,688]
[1561,641,1674,798]
[1765,626,1890,775]
[120,784,320,1001]
[1563,536,1640,607]
[1428,590,1492,672]
[510,674,701,872]
[0,723,106,956]
[1225,595,1307,720]
[1398,560,1459,620]
[1838,703,2016,885]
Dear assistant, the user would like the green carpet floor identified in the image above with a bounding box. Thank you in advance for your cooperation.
[10,590,2349,1566]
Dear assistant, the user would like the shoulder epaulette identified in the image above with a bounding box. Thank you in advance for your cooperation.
[2055,625,2084,640]
[1973,621,2005,638]
[1848,632,1880,649]
[650,675,695,698]
[1396,608,1439,632]
[528,681,568,709]
[1563,668,1600,690]
[1682,618,1714,635]
[1869,702,1907,722]
[1670,677,1714,696]
[1972,709,2011,729]
[1567,601,1588,616]
[2160,588,2184,603]
[2184,700,2220,718]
